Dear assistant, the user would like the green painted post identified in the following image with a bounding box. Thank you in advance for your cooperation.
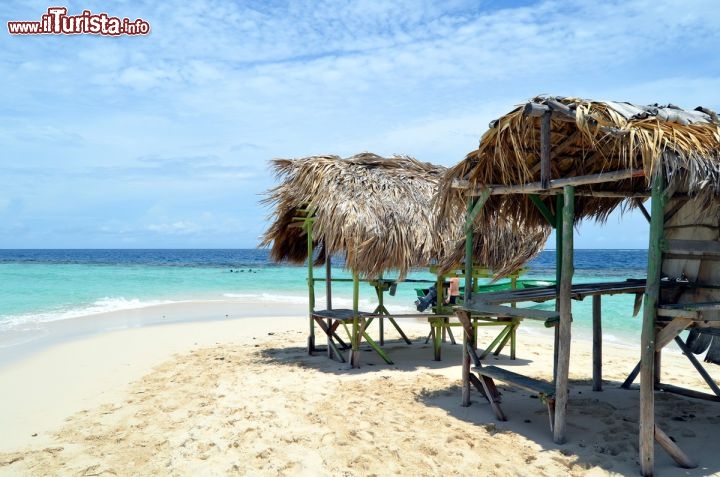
[464,189,490,303]
[640,173,665,476]
[351,271,360,368]
[555,193,564,290]
[553,193,564,381]
[465,198,475,303]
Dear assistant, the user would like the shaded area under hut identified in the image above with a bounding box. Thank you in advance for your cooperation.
[435,95,720,476]
[260,152,549,367]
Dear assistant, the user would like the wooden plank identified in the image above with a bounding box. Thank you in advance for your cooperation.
[460,169,644,196]
[472,365,555,396]
[663,239,720,256]
[660,301,720,311]
[657,308,699,319]
[461,303,559,321]
[654,425,696,469]
[554,184,574,444]
[471,280,646,306]
[640,173,665,476]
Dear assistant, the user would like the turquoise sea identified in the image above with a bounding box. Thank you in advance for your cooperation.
[0,249,649,350]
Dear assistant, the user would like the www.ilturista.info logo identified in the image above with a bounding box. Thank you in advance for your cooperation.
[8,7,150,36]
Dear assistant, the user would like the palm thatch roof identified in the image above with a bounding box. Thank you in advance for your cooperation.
[260,153,445,279]
[436,96,720,229]
[260,153,549,279]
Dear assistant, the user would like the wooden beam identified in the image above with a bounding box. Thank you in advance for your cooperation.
[635,198,651,223]
[524,102,575,123]
[655,317,692,350]
[465,191,490,302]
[673,336,720,397]
[554,185,574,444]
[466,188,491,232]
[573,191,651,198]
[541,111,552,189]
[546,98,577,121]
[640,173,665,476]
[529,194,556,226]
[458,169,645,196]
[522,100,628,136]
[655,425,696,469]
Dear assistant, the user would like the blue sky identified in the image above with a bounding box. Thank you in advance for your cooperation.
[1,0,719,249]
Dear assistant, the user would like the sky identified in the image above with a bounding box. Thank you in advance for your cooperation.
[1,0,719,249]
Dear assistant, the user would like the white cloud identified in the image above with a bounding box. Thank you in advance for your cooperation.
[1,0,719,247]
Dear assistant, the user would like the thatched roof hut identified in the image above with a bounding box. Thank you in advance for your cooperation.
[438,95,720,476]
[260,152,549,280]
[436,96,720,229]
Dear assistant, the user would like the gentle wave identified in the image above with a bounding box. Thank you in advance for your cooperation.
[0,297,181,331]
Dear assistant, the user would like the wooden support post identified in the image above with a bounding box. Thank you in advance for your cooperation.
[306,219,315,353]
[456,310,474,407]
[592,295,602,391]
[465,189,490,303]
[553,192,564,382]
[377,277,385,346]
[553,185,574,444]
[325,256,332,358]
[350,272,361,368]
[640,173,665,476]
[541,110,552,189]
[325,256,332,310]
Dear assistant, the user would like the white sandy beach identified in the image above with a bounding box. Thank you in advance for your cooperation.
[1,304,719,476]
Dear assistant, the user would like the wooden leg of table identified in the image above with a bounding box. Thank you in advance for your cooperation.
[388,317,412,344]
[457,310,473,407]
[480,324,511,360]
[433,319,442,361]
[445,318,457,344]
[360,317,393,364]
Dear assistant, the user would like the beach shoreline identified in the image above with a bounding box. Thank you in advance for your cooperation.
[0,305,718,476]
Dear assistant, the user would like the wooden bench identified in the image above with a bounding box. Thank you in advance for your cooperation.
[471,364,556,431]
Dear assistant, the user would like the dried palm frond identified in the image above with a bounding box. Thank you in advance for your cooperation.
[260,153,548,279]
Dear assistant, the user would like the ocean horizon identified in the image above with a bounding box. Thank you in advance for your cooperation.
[0,248,650,353]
